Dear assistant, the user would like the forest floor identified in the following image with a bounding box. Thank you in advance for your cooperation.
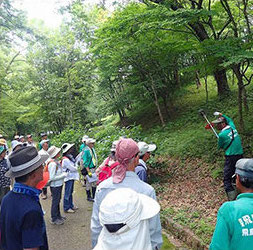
[151,156,227,246]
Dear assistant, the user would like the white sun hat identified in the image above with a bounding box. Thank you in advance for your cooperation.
[61,143,75,154]
[99,188,160,233]
[138,141,156,156]
[48,146,61,159]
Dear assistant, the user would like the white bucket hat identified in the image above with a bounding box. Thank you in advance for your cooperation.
[99,188,160,234]
[61,143,75,154]
[138,141,156,156]
[48,146,61,159]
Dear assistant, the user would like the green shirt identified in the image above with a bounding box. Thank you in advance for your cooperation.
[218,115,243,156]
[210,193,253,250]
[79,143,85,153]
[82,145,97,169]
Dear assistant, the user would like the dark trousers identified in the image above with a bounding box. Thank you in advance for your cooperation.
[224,154,243,192]
[50,186,63,222]
[63,180,74,211]
[42,187,47,195]
[0,187,10,205]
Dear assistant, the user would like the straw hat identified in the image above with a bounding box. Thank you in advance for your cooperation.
[48,146,61,158]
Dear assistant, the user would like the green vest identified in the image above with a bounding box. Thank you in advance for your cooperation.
[82,146,97,169]
[218,115,243,156]
[210,193,253,250]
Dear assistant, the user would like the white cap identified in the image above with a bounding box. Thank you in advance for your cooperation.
[86,138,96,144]
[40,139,49,146]
[14,135,19,140]
[82,135,89,143]
[99,188,160,233]
[138,142,156,156]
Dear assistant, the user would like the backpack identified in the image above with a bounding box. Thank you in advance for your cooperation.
[97,158,120,185]
[36,159,56,189]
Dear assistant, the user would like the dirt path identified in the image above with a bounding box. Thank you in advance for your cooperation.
[40,181,92,250]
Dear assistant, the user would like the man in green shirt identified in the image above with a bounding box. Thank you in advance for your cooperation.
[212,112,243,200]
[210,158,253,250]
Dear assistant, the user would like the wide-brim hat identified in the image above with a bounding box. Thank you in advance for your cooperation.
[0,139,6,145]
[61,143,75,154]
[99,188,160,233]
[5,147,49,178]
[48,146,61,158]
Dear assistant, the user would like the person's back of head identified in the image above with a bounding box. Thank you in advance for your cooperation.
[113,138,139,183]
[93,188,160,250]
[236,159,253,192]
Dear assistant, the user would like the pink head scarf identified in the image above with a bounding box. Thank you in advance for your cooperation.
[113,138,139,183]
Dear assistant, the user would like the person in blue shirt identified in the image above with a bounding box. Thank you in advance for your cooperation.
[135,141,156,183]
[91,138,163,250]
[0,146,49,250]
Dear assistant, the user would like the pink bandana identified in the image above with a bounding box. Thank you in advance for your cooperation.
[113,138,139,183]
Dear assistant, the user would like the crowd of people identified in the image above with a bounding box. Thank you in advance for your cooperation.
[0,112,253,250]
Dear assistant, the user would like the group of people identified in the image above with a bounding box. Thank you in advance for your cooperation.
[1,110,253,250]
[0,133,161,250]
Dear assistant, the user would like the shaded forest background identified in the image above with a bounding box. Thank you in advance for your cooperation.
[1,0,253,245]
[1,0,253,137]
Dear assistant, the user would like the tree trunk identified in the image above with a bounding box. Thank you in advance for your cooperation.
[233,64,244,130]
[204,75,208,103]
[195,71,201,89]
[214,69,230,97]
[150,77,165,126]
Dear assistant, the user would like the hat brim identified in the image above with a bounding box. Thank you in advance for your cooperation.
[5,153,49,178]
[138,193,160,221]
[62,143,75,154]
[49,148,61,158]
[147,144,156,152]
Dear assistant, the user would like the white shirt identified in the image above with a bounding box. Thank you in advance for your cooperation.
[61,157,79,181]
[48,160,66,187]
